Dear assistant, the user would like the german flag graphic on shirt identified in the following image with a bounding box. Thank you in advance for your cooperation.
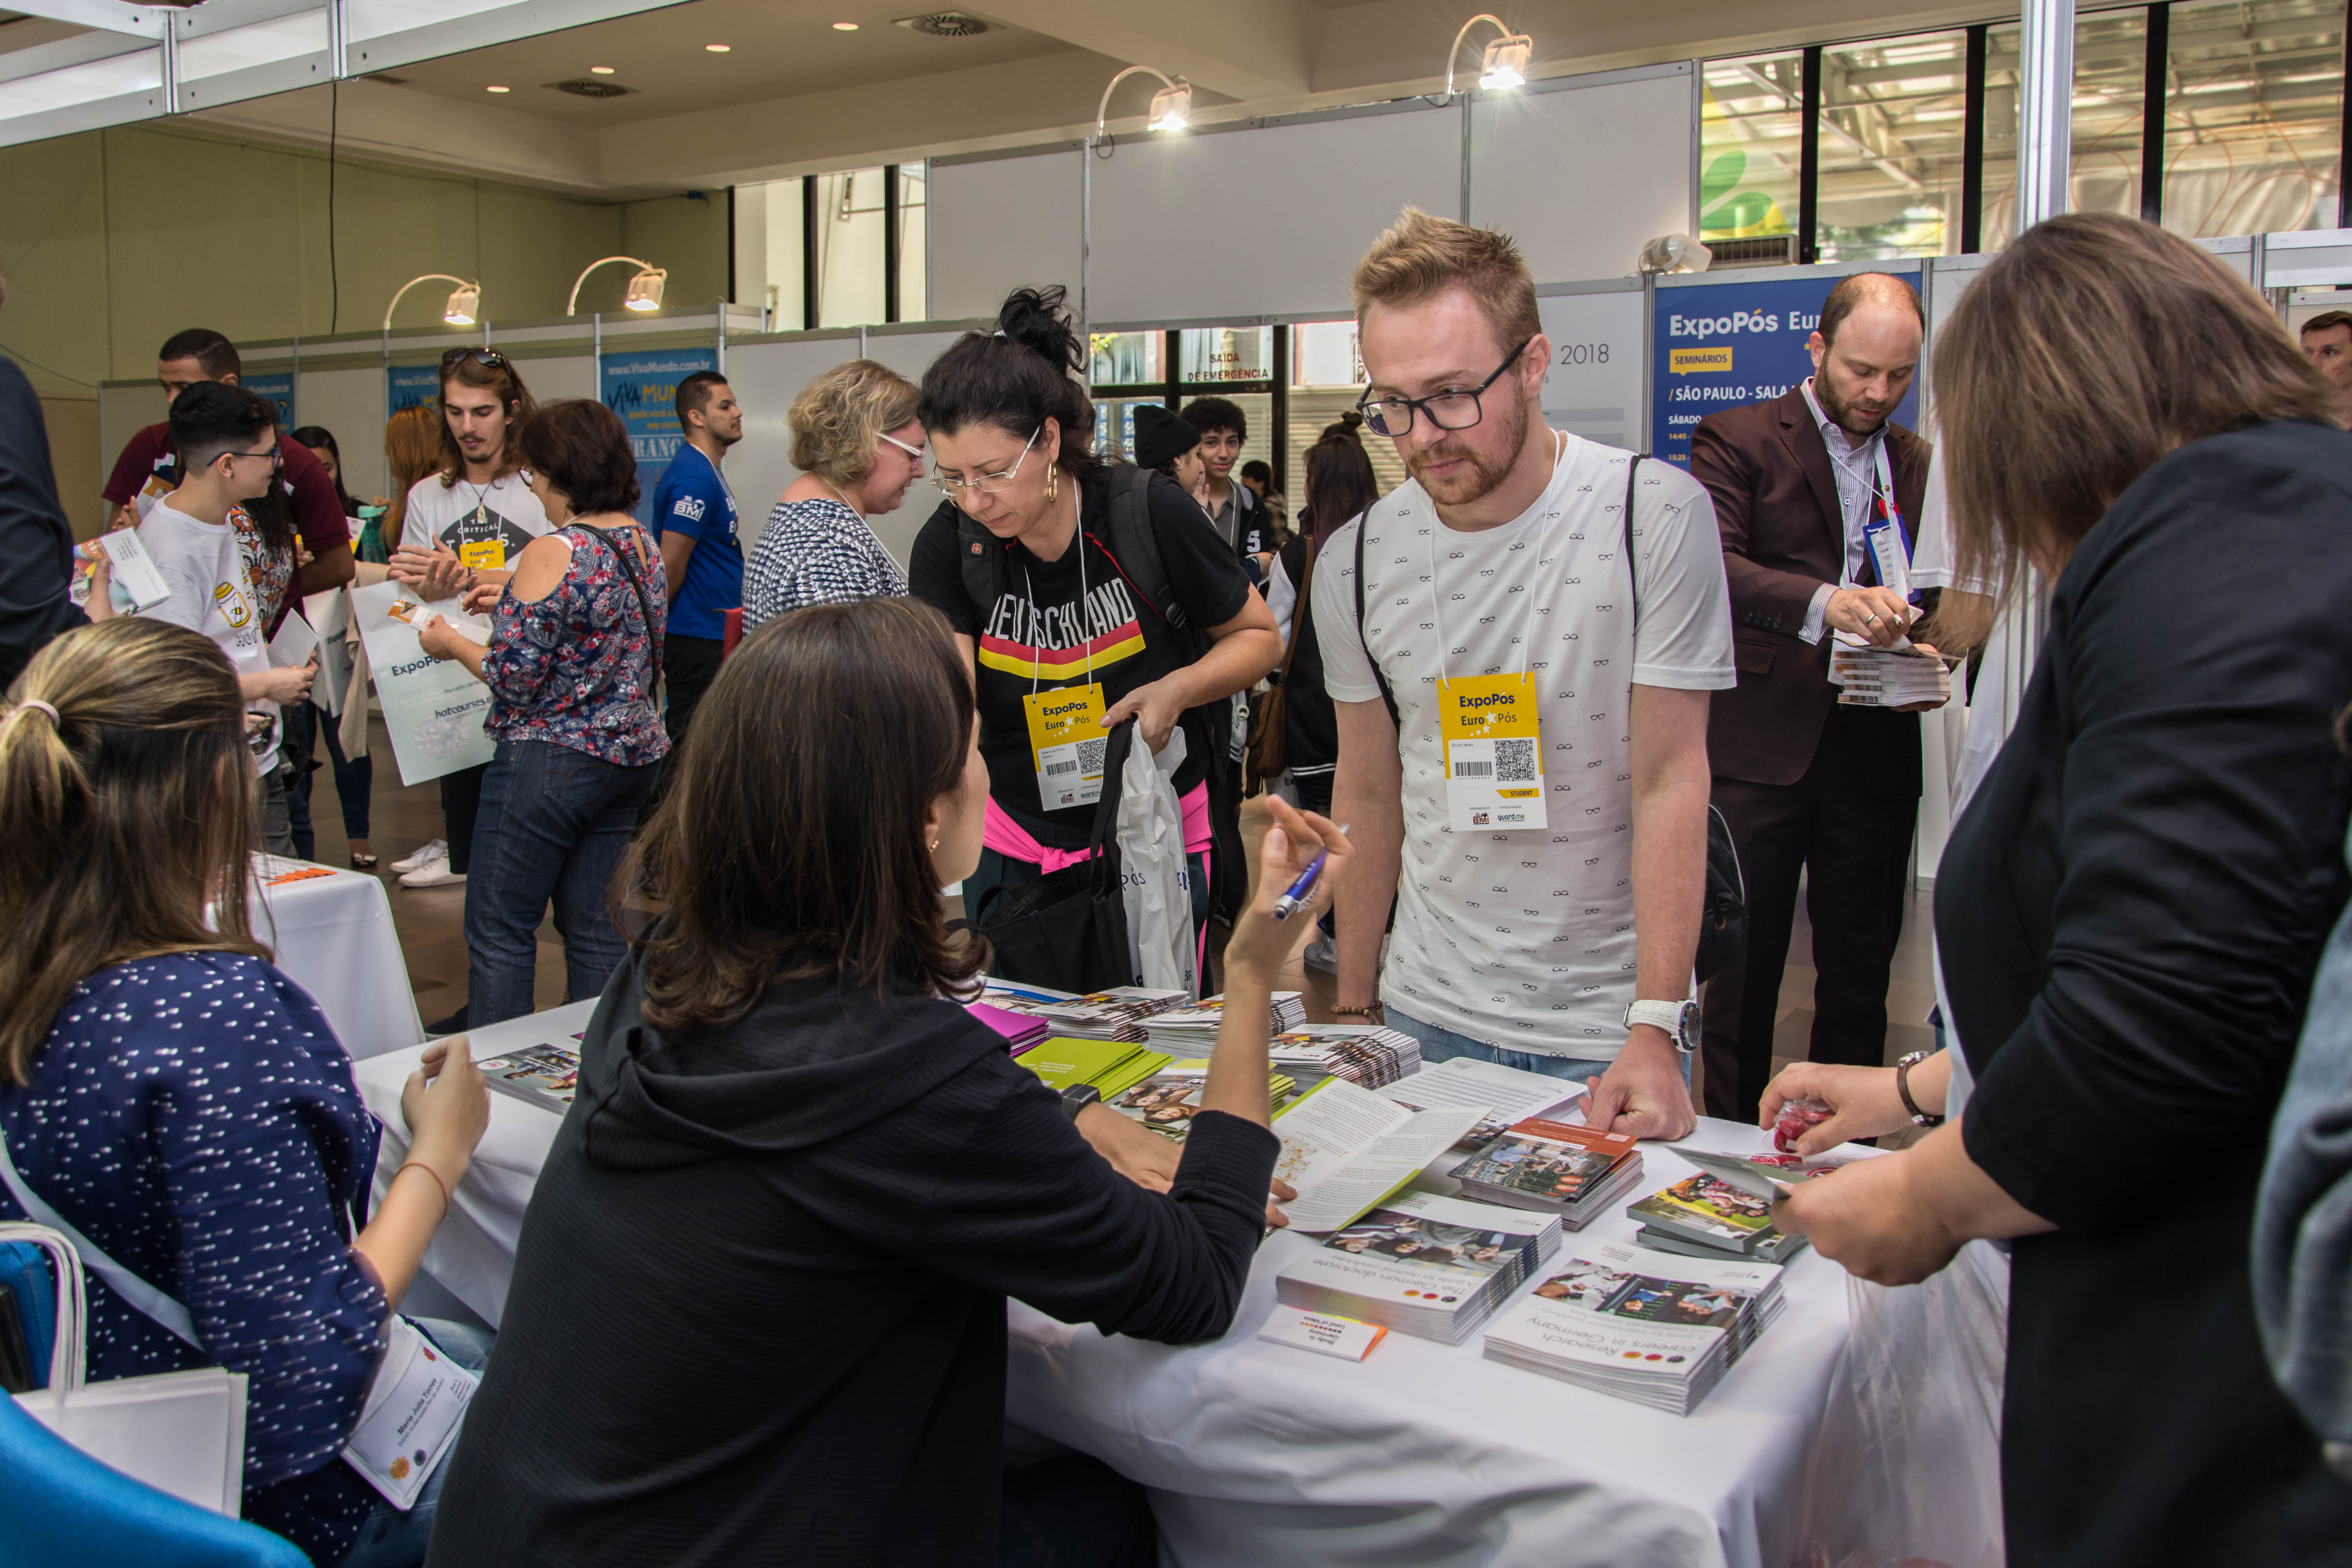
[978,576,1149,680]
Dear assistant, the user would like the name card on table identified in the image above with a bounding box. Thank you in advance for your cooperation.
[1257,1308,1387,1362]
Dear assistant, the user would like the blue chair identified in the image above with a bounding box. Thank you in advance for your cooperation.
[0,1393,309,1568]
[0,1240,58,1386]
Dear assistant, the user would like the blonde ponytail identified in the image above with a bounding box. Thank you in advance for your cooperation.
[0,620,263,1083]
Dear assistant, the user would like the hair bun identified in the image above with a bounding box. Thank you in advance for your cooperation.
[993,286,1083,377]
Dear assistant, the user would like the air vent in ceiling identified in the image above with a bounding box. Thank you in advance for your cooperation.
[548,78,633,99]
[896,12,992,38]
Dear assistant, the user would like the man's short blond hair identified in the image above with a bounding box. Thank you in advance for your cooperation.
[789,358,920,488]
[1350,207,1542,356]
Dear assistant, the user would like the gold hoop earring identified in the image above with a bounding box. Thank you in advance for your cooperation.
[1045,463,1058,506]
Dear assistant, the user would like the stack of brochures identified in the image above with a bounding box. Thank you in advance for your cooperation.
[1014,1037,1170,1101]
[477,1038,585,1113]
[1142,990,1307,1047]
[1382,1056,1586,1156]
[966,1000,1049,1055]
[1482,1241,1787,1414]
[1275,1191,1562,1344]
[1829,644,1951,708]
[1265,1025,1422,1093]
[976,982,1190,1043]
[1448,1117,1644,1230]
[1106,1060,1298,1142]
[1629,1146,1864,1263]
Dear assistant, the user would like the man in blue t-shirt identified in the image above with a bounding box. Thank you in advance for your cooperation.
[650,369,744,778]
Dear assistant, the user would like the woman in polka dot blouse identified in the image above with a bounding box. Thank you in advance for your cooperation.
[0,617,492,1568]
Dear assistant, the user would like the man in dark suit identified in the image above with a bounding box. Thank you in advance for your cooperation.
[1690,272,1944,1121]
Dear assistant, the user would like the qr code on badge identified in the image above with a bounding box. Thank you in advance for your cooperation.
[1075,737,1108,775]
[1495,738,1537,782]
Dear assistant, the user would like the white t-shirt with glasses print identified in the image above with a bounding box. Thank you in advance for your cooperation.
[1308,432,1735,1056]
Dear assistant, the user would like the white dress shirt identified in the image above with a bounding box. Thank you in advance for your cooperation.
[1797,377,1893,645]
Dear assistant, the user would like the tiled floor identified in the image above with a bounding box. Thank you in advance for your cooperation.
[315,726,1936,1105]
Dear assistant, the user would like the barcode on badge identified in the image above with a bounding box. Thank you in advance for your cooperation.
[1495,739,1537,782]
[1045,759,1078,777]
[1454,759,1493,778]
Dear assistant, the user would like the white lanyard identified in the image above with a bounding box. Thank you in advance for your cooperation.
[1425,429,1564,679]
[1020,530,1093,696]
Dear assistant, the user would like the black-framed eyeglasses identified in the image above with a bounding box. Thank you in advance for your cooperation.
[221,445,282,471]
[1355,338,1534,438]
[440,347,508,369]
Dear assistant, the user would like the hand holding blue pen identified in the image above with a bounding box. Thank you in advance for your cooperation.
[1272,823,1350,922]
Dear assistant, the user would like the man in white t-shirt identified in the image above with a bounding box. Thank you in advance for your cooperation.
[385,348,551,896]
[85,382,316,853]
[1310,209,1734,1140]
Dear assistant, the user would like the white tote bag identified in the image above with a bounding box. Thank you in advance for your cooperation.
[0,1221,249,1517]
[1115,724,1198,998]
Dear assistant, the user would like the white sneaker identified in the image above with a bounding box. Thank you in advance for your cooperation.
[390,839,447,874]
[399,862,466,889]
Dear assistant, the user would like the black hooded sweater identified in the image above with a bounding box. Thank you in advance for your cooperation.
[424,955,1278,1568]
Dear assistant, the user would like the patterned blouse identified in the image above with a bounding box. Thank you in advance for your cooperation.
[0,953,386,1563]
[741,496,907,631]
[230,503,294,631]
[485,522,670,768]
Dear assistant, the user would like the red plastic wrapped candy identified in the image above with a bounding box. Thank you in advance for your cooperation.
[1773,1094,1835,1153]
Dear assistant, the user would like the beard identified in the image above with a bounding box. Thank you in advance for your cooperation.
[1407,395,1528,506]
[1813,371,1890,438]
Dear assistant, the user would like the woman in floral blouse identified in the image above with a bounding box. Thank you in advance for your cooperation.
[418,400,666,1027]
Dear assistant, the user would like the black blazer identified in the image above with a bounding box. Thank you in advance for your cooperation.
[1938,421,2352,1566]
[0,358,86,688]
[1690,387,1932,790]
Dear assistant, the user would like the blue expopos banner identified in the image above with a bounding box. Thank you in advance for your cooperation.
[600,348,716,524]
[388,363,441,416]
[245,373,294,428]
[1649,268,1919,472]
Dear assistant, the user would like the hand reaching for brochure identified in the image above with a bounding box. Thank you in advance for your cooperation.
[1768,1143,1965,1287]
[390,543,473,603]
[1223,796,1351,982]
[459,573,512,617]
[401,1035,491,1181]
[1077,1102,1298,1228]
[245,656,317,706]
[416,614,484,664]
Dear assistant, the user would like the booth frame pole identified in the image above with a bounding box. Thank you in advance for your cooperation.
[1080,136,1093,381]
[2017,0,2076,230]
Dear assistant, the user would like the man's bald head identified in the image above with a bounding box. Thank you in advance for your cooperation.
[1820,272,1924,348]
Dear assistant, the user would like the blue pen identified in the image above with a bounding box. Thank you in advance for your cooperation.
[1272,824,1350,922]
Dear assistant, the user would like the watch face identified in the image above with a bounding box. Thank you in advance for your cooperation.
[1677,1002,1702,1053]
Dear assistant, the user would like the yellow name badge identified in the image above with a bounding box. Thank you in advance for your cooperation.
[1023,682,1107,810]
[458,538,506,571]
[1436,672,1547,831]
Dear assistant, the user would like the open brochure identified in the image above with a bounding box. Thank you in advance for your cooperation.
[1383,1056,1587,1157]
[1269,1078,1488,1233]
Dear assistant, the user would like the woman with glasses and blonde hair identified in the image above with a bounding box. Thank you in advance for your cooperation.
[907,287,1281,960]
[740,359,928,627]
[1772,212,2352,1564]
[0,617,490,1568]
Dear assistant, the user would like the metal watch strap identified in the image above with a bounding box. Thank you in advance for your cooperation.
[1895,1049,1946,1127]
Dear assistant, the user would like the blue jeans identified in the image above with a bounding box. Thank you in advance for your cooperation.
[287,699,374,855]
[1388,1008,1693,1085]
[463,739,659,1027]
[334,1318,494,1568]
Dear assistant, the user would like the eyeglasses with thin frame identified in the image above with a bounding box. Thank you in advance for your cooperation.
[879,431,926,460]
[1355,338,1534,438]
[933,426,1038,498]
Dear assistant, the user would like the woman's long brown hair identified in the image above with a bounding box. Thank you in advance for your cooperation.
[1933,212,2345,622]
[0,620,261,1083]
[619,597,985,1034]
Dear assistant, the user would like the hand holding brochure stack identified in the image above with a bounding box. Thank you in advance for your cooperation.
[1829,638,1952,708]
[1275,1191,1561,1345]
[1481,1240,1787,1414]
[1629,1145,1868,1263]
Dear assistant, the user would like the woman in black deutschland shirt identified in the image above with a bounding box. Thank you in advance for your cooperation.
[908,287,1281,936]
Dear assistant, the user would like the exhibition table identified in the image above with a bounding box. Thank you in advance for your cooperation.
[353,1004,1850,1568]
[250,855,425,1063]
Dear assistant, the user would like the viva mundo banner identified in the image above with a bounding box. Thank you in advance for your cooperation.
[1649,265,1920,473]
[601,348,716,524]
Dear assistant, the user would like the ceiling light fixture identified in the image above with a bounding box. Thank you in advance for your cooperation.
[485,84,510,93]
[383,275,482,332]
[833,21,859,30]
[590,65,616,74]
[1095,64,1191,136]
[1446,14,1534,96]
[566,256,668,316]
[704,42,731,52]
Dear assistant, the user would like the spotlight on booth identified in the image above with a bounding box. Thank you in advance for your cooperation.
[1147,81,1192,132]
[1637,234,1714,276]
[567,256,670,316]
[1448,14,1535,97]
[441,282,480,327]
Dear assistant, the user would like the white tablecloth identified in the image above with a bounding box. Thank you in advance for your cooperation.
[251,855,425,1062]
[354,1017,1849,1568]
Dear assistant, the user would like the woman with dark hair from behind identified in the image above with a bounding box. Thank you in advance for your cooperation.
[0,617,490,1568]
[1771,212,2352,1563]
[425,597,1341,1568]
[907,286,1282,954]
[1268,412,1380,823]
[413,399,666,1027]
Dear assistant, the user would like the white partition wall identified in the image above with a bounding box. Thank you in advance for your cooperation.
[1087,103,1459,324]
[1536,281,1648,452]
[293,366,394,502]
[928,149,1085,322]
[1471,64,1697,287]
[720,333,876,546]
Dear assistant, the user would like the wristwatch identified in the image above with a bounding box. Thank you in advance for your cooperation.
[1059,1084,1103,1122]
[1895,1050,1946,1128]
[1624,999,1701,1054]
